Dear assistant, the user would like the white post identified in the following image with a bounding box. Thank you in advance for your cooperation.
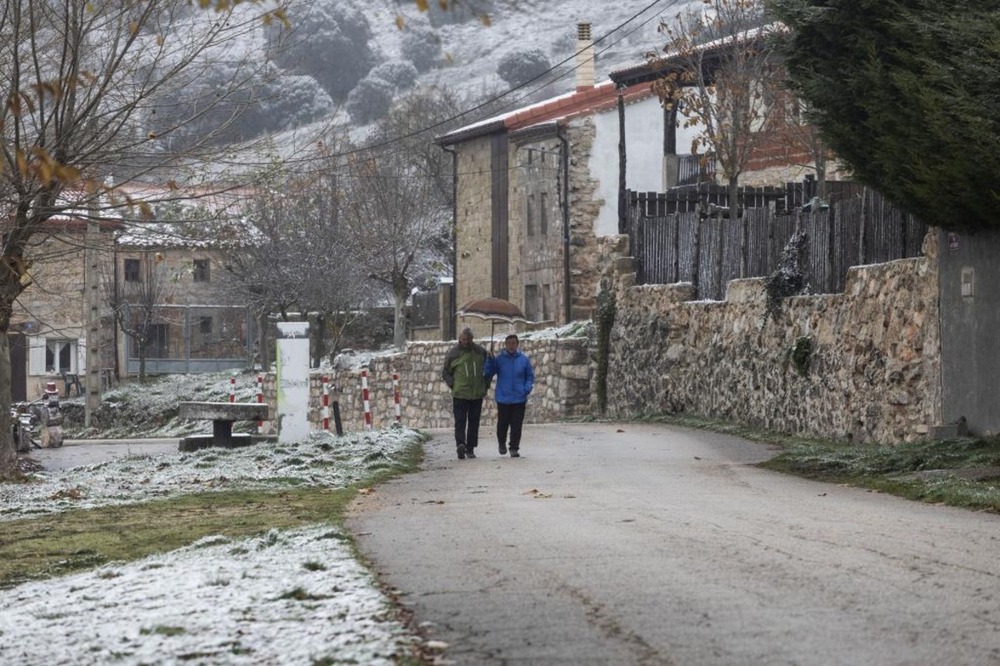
[275,321,310,443]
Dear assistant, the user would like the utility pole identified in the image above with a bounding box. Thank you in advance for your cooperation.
[84,206,102,426]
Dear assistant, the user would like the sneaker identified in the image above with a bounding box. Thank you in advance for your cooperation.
[498,443,507,455]
[457,446,466,460]
[466,448,477,459]
[510,450,520,458]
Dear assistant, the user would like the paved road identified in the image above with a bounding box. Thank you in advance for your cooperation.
[347,422,1000,666]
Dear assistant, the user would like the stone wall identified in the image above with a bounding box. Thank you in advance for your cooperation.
[262,337,593,434]
[565,116,603,322]
[604,232,941,444]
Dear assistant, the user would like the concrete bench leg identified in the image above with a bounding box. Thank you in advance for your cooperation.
[213,420,235,448]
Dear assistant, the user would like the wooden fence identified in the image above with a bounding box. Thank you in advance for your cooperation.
[627,185,927,299]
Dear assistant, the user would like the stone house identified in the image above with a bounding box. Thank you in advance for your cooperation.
[435,23,849,339]
[113,221,253,376]
[8,185,254,401]
[436,23,662,336]
[9,215,120,402]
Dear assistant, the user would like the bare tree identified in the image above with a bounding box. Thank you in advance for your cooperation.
[0,0,286,479]
[341,142,449,350]
[218,159,373,369]
[102,251,173,382]
[651,0,781,221]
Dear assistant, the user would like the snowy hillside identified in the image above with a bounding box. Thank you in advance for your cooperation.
[223,0,696,155]
[377,0,691,108]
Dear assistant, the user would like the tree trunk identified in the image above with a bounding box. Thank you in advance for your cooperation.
[312,313,326,369]
[729,176,747,277]
[0,331,18,480]
[392,275,409,351]
[1,252,30,479]
[138,341,147,383]
[256,312,270,371]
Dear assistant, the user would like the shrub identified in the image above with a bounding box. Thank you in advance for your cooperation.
[400,26,441,72]
[346,77,394,125]
[497,48,551,88]
[369,61,418,91]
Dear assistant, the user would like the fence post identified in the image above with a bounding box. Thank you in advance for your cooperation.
[361,369,372,430]
[229,375,235,403]
[322,375,330,432]
[392,372,401,426]
[692,215,702,297]
[256,375,263,434]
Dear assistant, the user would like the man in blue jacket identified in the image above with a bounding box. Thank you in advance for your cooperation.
[484,334,534,458]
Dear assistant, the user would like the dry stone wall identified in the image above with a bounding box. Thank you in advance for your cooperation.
[604,232,942,444]
[262,337,593,434]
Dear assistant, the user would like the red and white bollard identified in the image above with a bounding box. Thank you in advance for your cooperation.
[322,375,330,432]
[361,369,372,430]
[256,375,264,433]
[229,375,236,403]
[392,372,401,425]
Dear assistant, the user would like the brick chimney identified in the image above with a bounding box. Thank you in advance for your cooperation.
[576,22,595,91]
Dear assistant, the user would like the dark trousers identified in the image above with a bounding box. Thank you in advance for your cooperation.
[496,402,527,451]
[453,397,483,451]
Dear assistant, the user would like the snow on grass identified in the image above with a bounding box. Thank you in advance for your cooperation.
[1,429,418,521]
[0,426,427,665]
[0,526,414,665]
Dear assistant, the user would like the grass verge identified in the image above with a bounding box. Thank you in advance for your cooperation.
[0,440,424,590]
[640,413,1000,513]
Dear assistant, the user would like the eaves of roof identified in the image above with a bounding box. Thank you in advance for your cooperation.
[434,119,507,146]
[437,81,655,146]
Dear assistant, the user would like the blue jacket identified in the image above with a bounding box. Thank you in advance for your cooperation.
[484,349,535,404]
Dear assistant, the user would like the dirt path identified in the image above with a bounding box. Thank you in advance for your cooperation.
[348,422,1000,665]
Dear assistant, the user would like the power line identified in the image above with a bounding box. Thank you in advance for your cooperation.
[214,0,680,174]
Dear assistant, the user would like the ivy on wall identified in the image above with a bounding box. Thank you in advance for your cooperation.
[595,283,616,414]
[764,227,810,321]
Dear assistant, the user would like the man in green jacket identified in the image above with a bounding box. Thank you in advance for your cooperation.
[442,327,488,459]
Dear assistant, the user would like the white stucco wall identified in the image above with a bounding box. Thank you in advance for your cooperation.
[592,96,670,237]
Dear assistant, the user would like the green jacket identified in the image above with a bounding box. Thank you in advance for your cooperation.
[442,342,488,400]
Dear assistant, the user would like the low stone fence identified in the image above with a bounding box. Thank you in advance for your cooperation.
[261,336,593,434]
[603,233,942,444]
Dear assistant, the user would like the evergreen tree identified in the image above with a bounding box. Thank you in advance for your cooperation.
[769,0,1000,231]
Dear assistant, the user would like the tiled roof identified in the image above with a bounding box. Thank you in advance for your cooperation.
[437,80,656,145]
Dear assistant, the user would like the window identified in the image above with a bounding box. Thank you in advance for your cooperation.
[193,259,210,282]
[524,285,540,322]
[147,324,169,358]
[526,193,535,237]
[199,316,213,339]
[539,192,549,236]
[124,258,141,282]
[542,284,552,321]
[29,337,80,376]
[45,340,76,374]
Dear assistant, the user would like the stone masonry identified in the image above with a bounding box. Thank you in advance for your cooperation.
[261,336,593,435]
[603,231,942,444]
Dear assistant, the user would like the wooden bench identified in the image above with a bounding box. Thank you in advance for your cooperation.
[178,401,270,449]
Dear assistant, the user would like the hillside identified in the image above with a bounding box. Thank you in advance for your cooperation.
[208,0,693,155]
